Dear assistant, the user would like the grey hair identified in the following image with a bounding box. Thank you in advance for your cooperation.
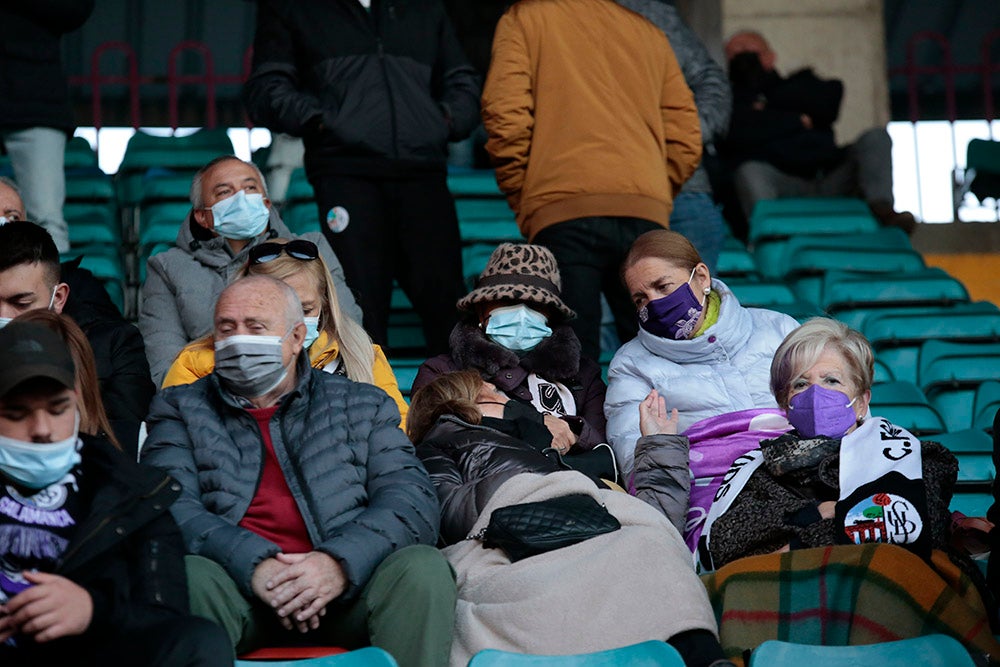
[218,275,304,330]
[769,317,874,409]
[189,155,268,209]
[0,176,21,197]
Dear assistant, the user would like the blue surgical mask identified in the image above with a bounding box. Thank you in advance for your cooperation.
[303,316,321,349]
[211,191,269,240]
[0,413,82,490]
[485,305,552,352]
[0,317,11,329]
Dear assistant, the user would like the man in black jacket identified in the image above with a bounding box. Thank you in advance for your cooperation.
[0,321,230,666]
[0,220,154,457]
[244,0,481,356]
[722,31,915,233]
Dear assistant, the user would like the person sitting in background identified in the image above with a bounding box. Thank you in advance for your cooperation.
[408,371,734,667]
[142,276,453,664]
[700,318,998,663]
[162,237,407,426]
[0,321,231,667]
[0,221,153,456]
[139,155,361,385]
[413,243,613,476]
[605,229,798,475]
[721,30,916,233]
[0,177,24,223]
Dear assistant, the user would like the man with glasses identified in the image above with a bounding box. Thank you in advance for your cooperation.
[143,275,454,666]
[139,155,361,386]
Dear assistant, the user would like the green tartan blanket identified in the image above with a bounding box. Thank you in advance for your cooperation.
[702,544,1000,666]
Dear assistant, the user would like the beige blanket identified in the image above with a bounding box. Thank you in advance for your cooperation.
[444,471,717,665]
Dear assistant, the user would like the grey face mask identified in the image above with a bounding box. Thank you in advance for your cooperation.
[214,334,289,398]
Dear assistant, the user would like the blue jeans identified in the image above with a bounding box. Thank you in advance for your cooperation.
[2,127,68,251]
[669,192,726,275]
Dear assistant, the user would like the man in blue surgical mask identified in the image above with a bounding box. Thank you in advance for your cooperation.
[139,155,362,386]
[142,276,455,665]
[0,321,231,666]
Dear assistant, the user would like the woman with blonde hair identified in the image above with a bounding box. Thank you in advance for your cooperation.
[14,309,122,450]
[163,238,407,424]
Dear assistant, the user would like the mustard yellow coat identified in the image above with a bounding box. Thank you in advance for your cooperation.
[162,331,408,428]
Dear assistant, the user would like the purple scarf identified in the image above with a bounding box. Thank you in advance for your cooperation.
[683,408,791,552]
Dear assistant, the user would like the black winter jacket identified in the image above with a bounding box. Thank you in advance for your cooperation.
[142,352,440,599]
[414,322,609,450]
[244,0,480,176]
[51,435,187,634]
[62,259,155,458]
[416,415,567,545]
[0,1,94,131]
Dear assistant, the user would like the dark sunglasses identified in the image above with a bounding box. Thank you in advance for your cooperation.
[249,239,320,265]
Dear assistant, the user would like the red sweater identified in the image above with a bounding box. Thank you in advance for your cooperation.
[238,405,313,553]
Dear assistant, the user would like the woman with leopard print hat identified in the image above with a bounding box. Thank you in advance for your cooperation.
[412,243,613,473]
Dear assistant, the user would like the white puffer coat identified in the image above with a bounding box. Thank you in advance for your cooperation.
[605,279,798,474]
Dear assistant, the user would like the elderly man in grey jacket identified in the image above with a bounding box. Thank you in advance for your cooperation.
[139,156,361,386]
[142,276,454,667]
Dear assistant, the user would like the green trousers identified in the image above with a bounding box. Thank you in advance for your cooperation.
[186,545,456,667]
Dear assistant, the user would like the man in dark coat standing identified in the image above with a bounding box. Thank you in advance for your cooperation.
[0,1,94,253]
[244,0,481,356]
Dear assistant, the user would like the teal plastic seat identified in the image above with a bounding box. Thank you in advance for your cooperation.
[117,129,235,205]
[835,301,997,337]
[462,243,499,287]
[236,647,397,667]
[727,281,796,307]
[140,171,198,204]
[283,202,322,235]
[863,306,1000,385]
[821,267,968,314]
[787,247,926,304]
[390,357,424,401]
[749,211,878,246]
[754,228,911,281]
[286,168,315,203]
[873,358,895,384]
[950,492,994,517]
[870,382,946,436]
[919,340,1000,432]
[716,246,758,279]
[447,169,503,197]
[749,197,870,226]
[138,202,192,251]
[468,641,685,667]
[972,381,1000,432]
[764,300,826,323]
[748,635,976,667]
[388,285,425,354]
[64,136,99,169]
[65,203,120,247]
[933,429,994,486]
[65,170,116,201]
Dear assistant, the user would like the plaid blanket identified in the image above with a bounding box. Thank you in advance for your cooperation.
[702,544,1000,666]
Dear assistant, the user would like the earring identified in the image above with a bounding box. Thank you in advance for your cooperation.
[703,286,711,295]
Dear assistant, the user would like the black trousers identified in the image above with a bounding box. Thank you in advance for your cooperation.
[0,615,233,667]
[313,171,465,356]
[534,216,660,362]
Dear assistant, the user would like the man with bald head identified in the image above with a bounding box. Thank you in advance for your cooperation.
[721,30,915,233]
[139,155,361,385]
[142,276,453,666]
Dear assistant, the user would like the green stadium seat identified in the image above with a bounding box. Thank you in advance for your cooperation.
[821,267,968,314]
[65,170,116,201]
[748,635,976,667]
[764,300,826,323]
[873,358,895,384]
[64,136,99,169]
[117,129,235,206]
[870,381,946,436]
[389,357,424,402]
[387,285,425,356]
[283,202,322,235]
[462,243,498,288]
[950,492,993,517]
[863,306,1000,385]
[972,381,1000,432]
[933,428,994,487]
[469,641,685,667]
[727,281,796,307]
[65,203,120,247]
[716,246,758,280]
[787,247,926,304]
[140,171,196,204]
[749,197,870,226]
[749,210,878,245]
[285,168,315,203]
[919,341,1000,432]
[447,170,503,197]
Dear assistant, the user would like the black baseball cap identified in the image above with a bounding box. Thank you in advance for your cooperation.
[0,321,76,398]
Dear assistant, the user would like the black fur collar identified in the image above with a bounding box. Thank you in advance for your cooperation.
[448,321,582,381]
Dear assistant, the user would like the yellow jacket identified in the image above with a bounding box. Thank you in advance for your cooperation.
[481,0,702,240]
[162,332,409,428]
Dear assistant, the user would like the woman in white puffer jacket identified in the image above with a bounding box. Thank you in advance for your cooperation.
[605,230,798,475]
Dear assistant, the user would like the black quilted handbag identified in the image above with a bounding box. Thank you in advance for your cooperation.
[476,494,621,562]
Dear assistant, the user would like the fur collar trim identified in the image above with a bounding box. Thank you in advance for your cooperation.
[448,321,582,381]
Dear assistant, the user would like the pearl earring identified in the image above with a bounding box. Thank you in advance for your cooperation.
[703,286,711,295]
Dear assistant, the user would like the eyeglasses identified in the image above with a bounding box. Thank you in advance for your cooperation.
[249,239,320,265]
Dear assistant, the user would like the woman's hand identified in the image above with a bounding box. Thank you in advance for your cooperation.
[543,414,577,454]
[817,501,837,520]
[639,390,679,437]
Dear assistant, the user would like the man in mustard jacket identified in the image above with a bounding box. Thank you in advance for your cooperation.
[482,0,702,361]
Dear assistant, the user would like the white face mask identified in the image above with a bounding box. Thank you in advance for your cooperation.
[0,412,81,490]
[0,286,57,329]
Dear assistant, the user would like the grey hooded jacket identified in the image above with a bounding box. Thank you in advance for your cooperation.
[141,353,439,599]
[139,207,361,385]
[615,0,731,193]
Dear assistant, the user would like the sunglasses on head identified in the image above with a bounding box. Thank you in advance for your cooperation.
[249,239,320,265]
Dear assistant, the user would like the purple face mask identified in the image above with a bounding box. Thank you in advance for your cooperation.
[787,384,858,438]
[638,269,705,340]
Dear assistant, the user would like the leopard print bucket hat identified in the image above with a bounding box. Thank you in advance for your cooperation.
[456,243,576,321]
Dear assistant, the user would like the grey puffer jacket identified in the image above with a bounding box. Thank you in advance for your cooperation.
[631,433,691,535]
[139,207,361,385]
[141,353,438,599]
[614,0,731,194]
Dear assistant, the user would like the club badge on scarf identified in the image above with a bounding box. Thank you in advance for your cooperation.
[836,417,928,553]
